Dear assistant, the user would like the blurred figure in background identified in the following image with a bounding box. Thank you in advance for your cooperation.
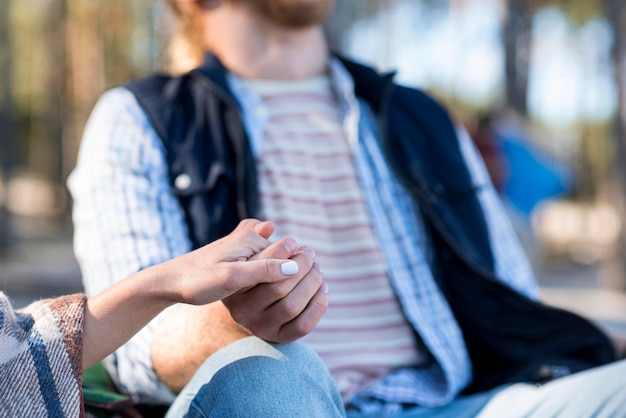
[469,109,575,268]
[470,109,574,216]
[470,113,508,194]
[69,0,626,416]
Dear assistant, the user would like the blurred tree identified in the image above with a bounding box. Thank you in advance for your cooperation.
[503,0,532,116]
[557,0,603,24]
[604,0,626,288]
[605,0,626,192]
[45,0,69,187]
[64,0,105,192]
[63,0,146,190]
[0,0,165,231]
[502,0,603,117]
[0,0,15,252]
[325,0,380,51]
[45,0,142,218]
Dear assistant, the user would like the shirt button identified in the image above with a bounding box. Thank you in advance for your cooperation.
[174,173,192,191]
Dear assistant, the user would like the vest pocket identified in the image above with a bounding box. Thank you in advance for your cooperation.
[170,160,234,197]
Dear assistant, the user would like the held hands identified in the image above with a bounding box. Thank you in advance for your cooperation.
[85,218,314,373]
[159,218,328,343]
[161,219,303,305]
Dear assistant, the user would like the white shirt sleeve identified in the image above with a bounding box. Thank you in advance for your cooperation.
[68,87,192,294]
[67,87,190,403]
[456,126,540,300]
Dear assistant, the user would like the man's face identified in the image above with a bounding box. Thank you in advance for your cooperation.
[238,0,335,29]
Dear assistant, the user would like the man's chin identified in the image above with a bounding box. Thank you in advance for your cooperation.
[249,0,335,29]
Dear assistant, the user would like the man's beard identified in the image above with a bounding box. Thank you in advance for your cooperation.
[237,0,335,29]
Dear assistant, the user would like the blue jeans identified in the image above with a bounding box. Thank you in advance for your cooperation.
[347,360,626,418]
[165,337,345,417]
[167,338,626,418]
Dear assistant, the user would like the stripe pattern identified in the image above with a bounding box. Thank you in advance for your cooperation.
[0,292,86,417]
[240,77,427,400]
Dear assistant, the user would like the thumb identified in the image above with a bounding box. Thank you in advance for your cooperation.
[234,218,275,239]
[253,221,275,239]
[234,218,262,232]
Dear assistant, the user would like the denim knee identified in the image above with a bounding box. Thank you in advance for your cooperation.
[186,343,344,418]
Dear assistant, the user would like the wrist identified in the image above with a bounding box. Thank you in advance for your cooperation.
[133,264,179,310]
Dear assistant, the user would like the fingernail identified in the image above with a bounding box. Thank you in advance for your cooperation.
[302,246,316,258]
[284,239,297,253]
[281,261,299,275]
[313,262,323,274]
[320,282,329,294]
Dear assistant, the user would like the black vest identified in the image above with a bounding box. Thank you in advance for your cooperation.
[127,54,616,394]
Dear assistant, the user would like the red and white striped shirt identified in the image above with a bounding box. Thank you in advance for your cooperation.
[240,76,427,400]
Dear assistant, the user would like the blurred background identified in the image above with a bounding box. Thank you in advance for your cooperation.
[1,0,626,342]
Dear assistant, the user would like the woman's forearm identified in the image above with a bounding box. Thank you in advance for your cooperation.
[82,265,173,371]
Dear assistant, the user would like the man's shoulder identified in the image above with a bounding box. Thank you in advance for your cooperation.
[125,72,182,101]
[337,55,448,118]
[123,72,194,143]
[390,83,449,118]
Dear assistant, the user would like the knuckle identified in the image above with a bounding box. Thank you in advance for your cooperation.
[237,219,254,230]
[313,295,329,316]
[235,229,254,243]
[296,298,327,336]
[263,259,273,281]
[267,282,290,299]
[281,300,301,320]
[293,318,315,337]
[221,269,241,294]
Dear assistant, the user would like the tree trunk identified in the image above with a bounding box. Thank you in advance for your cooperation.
[503,0,532,116]
[0,0,15,252]
[324,0,350,52]
[606,0,626,186]
[605,0,626,289]
[40,0,71,223]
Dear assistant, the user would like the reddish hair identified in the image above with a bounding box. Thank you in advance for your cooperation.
[164,0,205,74]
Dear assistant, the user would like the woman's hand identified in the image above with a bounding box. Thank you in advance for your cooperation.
[159,219,301,305]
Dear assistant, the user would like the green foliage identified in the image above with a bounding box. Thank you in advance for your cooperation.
[5,0,162,180]
[530,0,604,24]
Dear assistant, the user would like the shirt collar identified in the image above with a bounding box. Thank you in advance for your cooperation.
[225,57,361,157]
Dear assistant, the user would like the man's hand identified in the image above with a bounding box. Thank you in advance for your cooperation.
[223,240,329,343]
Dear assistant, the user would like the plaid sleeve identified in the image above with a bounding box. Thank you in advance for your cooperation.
[67,87,190,404]
[0,292,87,417]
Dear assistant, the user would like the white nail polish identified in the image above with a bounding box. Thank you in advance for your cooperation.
[281,261,299,275]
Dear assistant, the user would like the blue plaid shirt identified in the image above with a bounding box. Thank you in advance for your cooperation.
[68,60,539,411]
